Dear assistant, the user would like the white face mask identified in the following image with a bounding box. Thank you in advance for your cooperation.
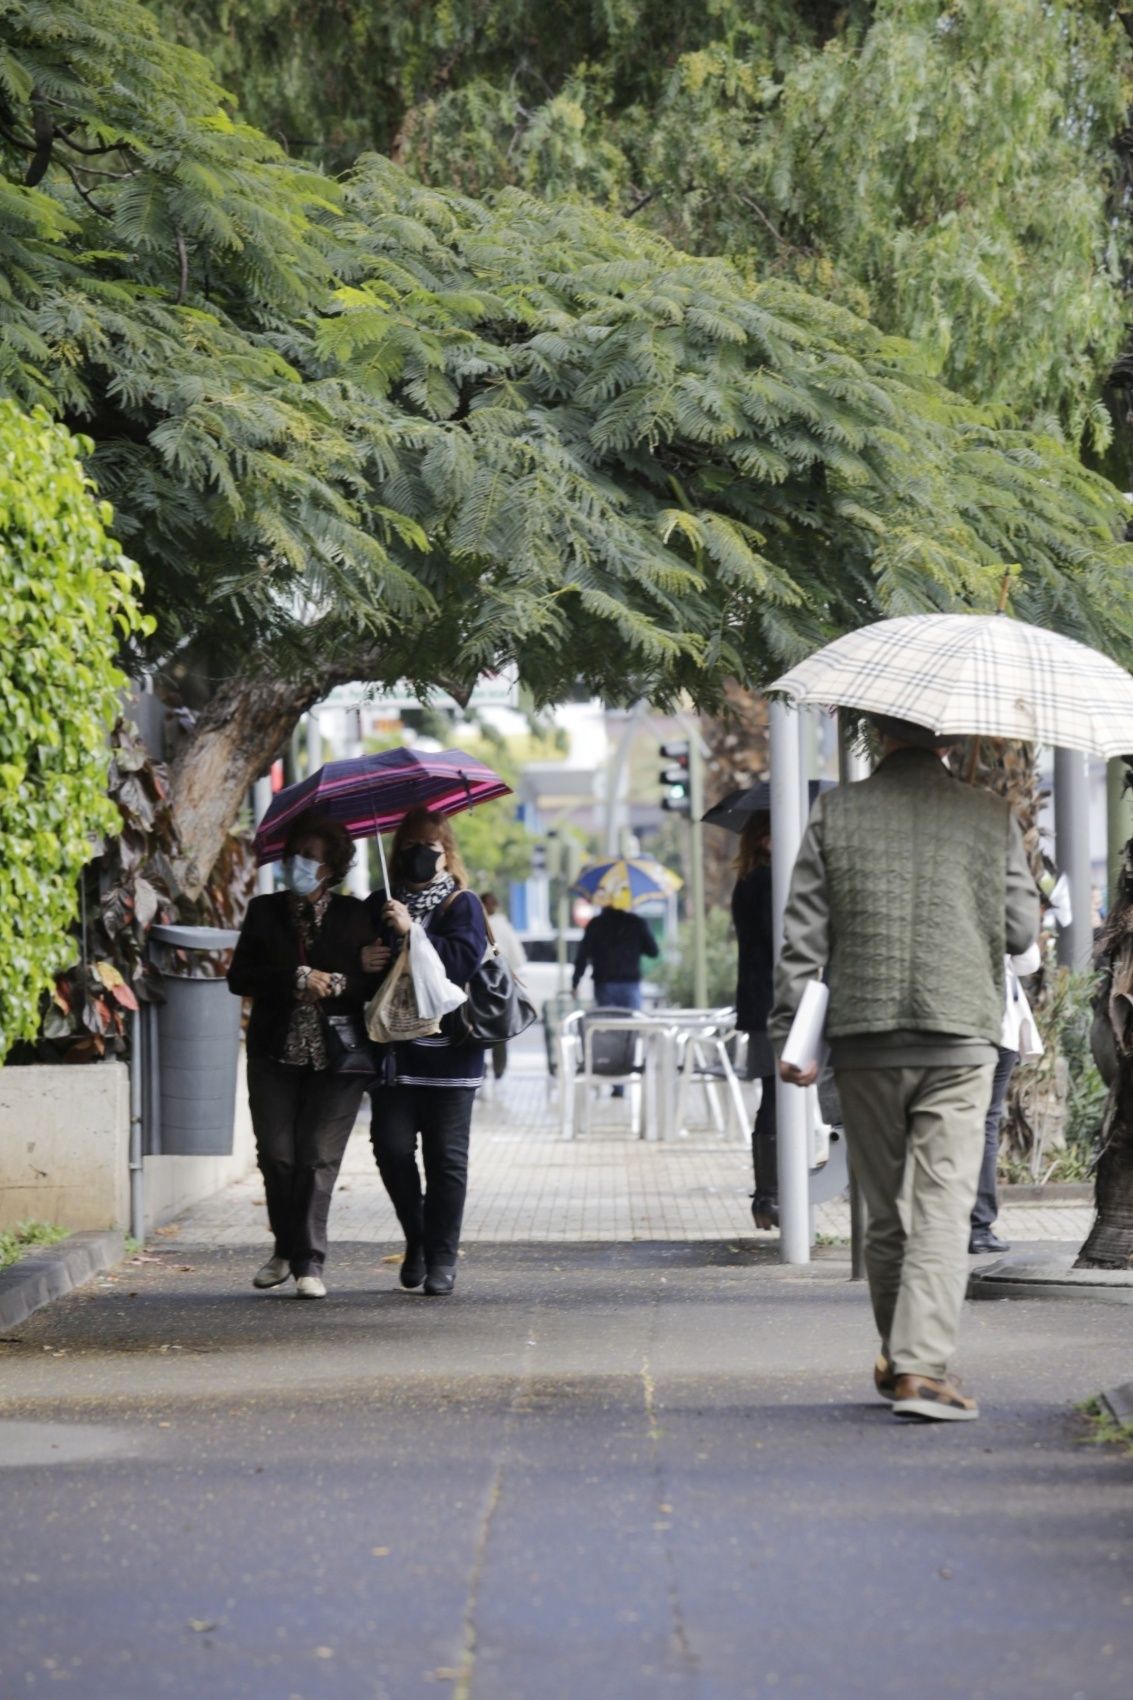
[283,854,324,897]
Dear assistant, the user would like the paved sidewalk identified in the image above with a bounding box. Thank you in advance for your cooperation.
[173,1056,1096,1251]
[3,1240,1131,1700]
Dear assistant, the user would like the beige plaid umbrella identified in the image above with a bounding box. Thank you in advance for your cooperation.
[769,613,1133,758]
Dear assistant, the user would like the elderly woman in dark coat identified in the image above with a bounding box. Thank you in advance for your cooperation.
[227,811,375,1299]
[731,811,778,1229]
[362,807,487,1297]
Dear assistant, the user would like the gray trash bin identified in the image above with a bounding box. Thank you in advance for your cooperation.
[150,924,242,1157]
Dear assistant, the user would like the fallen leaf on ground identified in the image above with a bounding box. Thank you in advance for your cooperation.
[188,1620,218,1633]
[370,1546,391,1557]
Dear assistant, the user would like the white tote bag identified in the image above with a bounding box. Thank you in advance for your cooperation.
[364,945,441,1045]
[408,921,468,1021]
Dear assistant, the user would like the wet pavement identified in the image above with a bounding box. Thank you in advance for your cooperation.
[2,1240,1131,1699]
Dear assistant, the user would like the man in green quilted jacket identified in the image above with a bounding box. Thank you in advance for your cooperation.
[770,717,1039,1423]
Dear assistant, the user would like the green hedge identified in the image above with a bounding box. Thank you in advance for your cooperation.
[0,403,149,1055]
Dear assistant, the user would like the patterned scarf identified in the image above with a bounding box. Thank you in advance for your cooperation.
[393,872,457,922]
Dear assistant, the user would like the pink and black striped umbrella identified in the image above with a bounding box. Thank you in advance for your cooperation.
[253,746,512,867]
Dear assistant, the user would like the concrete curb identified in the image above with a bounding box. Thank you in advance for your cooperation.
[998,1182,1092,1204]
[0,1230,124,1332]
[1101,1382,1133,1424]
[969,1247,1133,1305]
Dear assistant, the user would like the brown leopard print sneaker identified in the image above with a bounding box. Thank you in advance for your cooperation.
[892,1374,979,1422]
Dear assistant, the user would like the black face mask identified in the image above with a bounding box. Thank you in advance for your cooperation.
[397,844,442,884]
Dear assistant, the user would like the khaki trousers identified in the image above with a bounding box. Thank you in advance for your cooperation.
[835,1062,994,1380]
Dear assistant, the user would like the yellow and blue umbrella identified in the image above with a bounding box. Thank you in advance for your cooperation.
[571,855,682,911]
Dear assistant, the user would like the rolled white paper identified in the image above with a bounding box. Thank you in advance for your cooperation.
[781,978,829,1073]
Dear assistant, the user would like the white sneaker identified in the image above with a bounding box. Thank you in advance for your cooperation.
[252,1255,291,1289]
[295,1274,327,1299]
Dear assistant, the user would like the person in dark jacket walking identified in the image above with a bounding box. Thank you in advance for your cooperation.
[731,812,778,1230]
[570,900,659,1010]
[227,812,375,1299]
[363,807,487,1297]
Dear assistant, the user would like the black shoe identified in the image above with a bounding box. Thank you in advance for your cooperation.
[969,1231,1011,1254]
[751,1194,779,1231]
[424,1263,457,1296]
[400,1242,427,1289]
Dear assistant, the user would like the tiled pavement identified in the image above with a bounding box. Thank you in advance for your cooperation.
[171,1056,1096,1250]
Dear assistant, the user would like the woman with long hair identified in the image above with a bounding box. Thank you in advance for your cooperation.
[732,811,778,1229]
[362,807,487,1295]
[227,811,376,1298]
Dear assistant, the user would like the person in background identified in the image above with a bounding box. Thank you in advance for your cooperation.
[969,942,1043,1254]
[363,808,487,1297]
[771,716,1039,1422]
[227,812,375,1300]
[571,898,659,1011]
[480,891,527,1082]
[731,811,778,1230]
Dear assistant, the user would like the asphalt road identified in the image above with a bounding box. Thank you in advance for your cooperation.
[2,1241,1131,1700]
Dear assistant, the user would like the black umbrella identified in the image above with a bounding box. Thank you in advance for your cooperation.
[701,779,831,833]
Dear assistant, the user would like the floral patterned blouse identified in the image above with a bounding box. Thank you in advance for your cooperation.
[280,889,347,1068]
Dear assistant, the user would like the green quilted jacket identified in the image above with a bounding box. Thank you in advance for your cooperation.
[771,748,1040,1046]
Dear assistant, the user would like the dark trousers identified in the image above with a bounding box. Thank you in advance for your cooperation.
[247,1058,366,1276]
[370,1085,477,1265]
[753,1078,778,1207]
[491,1041,507,1080]
[971,1046,1019,1233]
[594,980,643,1010]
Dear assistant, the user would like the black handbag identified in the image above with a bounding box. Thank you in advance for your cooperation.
[322,1012,379,1078]
[439,895,538,1045]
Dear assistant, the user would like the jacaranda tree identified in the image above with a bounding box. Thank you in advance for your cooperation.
[2,0,1133,903]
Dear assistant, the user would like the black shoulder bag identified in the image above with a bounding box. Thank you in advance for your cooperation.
[436,893,538,1045]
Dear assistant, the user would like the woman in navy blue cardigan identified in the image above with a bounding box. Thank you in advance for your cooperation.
[363,807,487,1295]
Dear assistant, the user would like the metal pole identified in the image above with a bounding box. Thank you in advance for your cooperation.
[605,705,642,855]
[770,698,810,1265]
[837,710,870,1279]
[345,709,370,900]
[1054,747,1093,969]
[128,1009,145,1244]
[548,833,568,994]
[306,707,323,778]
[837,712,871,785]
[253,776,275,896]
[689,730,707,1009]
[1106,758,1132,911]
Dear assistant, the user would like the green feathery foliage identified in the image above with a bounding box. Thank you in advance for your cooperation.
[2,0,1132,723]
[154,0,1133,444]
[0,401,148,1054]
[326,157,1133,700]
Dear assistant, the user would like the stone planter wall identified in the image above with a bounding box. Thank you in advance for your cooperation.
[0,1050,256,1234]
[0,1062,130,1230]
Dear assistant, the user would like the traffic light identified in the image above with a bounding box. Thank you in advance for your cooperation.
[531,842,548,876]
[659,740,691,814]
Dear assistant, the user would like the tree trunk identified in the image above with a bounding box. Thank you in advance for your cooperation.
[1074,794,1133,1269]
[1074,1068,1133,1268]
[701,682,770,911]
[169,670,329,896]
